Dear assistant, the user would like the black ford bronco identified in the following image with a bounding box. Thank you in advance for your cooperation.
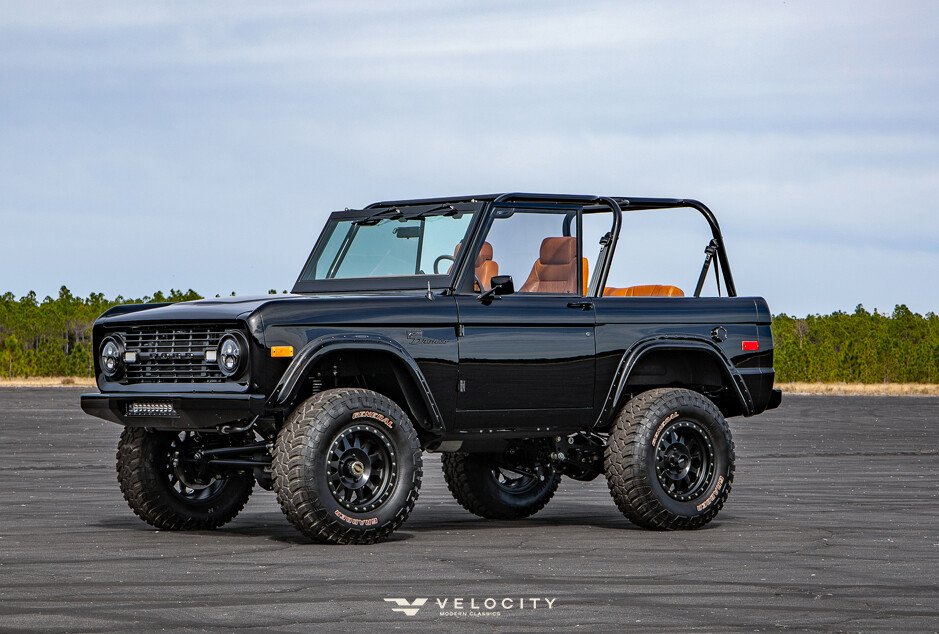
[81,193,780,544]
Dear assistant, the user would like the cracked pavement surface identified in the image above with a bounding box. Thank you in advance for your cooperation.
[1,389,937,631]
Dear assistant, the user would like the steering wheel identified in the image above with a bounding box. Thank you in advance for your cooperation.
[433,254,455,274]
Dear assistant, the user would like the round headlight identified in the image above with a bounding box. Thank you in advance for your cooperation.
[217,334,245,377]
[100,336,124,379]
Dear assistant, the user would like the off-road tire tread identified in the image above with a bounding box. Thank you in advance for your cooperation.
[272,388,422,545]
[605,388,735,530]
[441,452,561,520]
[116,427,253,530]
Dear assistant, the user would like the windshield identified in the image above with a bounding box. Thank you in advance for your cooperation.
[299,210,475,282]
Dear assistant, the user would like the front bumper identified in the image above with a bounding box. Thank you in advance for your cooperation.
[80,392,267,429]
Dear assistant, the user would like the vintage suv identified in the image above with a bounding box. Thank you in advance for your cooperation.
[81,193,780,544]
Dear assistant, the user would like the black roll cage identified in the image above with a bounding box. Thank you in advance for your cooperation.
[293,193,737,297]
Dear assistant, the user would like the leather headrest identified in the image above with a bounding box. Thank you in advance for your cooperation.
[454,241,493,267]
[539,237,576,265]
[475,242,493,266]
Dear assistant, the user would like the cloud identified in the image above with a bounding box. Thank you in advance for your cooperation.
[0,1,936,314]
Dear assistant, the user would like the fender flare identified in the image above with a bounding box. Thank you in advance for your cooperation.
[269,333,444,432]
[595,335,753,427]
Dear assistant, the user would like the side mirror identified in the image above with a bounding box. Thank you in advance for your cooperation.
[489,275,514,295]
[478,275,514,303]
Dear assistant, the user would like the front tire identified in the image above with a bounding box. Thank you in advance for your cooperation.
[605,388,735,530]
[116,428,254,530]
[441,452,560,520]
[272,388,422,544]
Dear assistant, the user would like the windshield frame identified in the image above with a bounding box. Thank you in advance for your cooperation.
[292,201,486,293]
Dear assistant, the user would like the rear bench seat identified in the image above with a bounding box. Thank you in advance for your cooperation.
[603,285,684,297]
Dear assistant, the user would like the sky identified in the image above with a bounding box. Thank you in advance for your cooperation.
[1,1,937,316]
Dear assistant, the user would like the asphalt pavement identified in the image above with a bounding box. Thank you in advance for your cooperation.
[0,389,937,632]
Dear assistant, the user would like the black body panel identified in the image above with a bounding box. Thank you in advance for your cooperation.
[454,294,595,415]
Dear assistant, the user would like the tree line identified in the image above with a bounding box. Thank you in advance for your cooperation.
[1,287,937,383]
[0,287,203,379]
[772,305,939,384]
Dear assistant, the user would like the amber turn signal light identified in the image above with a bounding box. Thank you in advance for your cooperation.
[271,346,294,358]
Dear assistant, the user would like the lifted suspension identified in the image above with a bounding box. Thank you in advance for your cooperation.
[184,441,274,489]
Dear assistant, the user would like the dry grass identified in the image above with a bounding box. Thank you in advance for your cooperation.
[0,376,96,388]
[777,382,939,396]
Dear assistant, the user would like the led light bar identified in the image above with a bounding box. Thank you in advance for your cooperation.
[126,401,177,417]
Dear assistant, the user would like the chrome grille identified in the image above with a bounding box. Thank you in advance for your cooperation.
[122,327,228,384]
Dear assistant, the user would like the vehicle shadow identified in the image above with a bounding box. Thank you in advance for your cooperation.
[96,503,724,545]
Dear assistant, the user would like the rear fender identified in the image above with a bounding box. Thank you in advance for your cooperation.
[596,336,753,427]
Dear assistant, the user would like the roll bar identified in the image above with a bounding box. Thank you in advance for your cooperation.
[358,193,736,298]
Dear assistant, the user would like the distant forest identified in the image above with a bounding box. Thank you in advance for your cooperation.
[1,287,937,383]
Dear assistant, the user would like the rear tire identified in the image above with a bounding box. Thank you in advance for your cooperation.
[605,388,734,530]
[116,428,254,530]
[441,452,560,520]
[272,388,422,544]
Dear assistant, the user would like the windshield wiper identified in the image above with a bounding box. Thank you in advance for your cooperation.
[352,203,459,226]
[407,204,462,222]
[353,207,404,226]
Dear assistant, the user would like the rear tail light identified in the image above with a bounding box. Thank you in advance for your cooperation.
[742,341,760,352]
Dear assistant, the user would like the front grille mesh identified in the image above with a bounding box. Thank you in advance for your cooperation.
[122,326,228,384]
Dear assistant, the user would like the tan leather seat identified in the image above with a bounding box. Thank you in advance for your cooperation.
[603,284,685,297]
[520,237,583,294]
[453,241,499,289]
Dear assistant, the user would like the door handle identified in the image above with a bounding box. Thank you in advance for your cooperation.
[567,301,594,311]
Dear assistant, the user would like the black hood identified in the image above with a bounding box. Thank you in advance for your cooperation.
[96,294,307,326]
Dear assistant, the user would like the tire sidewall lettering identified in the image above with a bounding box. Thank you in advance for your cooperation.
[334,509,378,526]
[651,411,680,447]
[352,410,394,428]
[695,474,725,512]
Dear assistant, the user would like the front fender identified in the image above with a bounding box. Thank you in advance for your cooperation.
[596,335,754,428]
[269,333,444,430]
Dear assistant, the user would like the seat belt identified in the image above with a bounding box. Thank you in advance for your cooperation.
[694,239,721,298]
[588,232,612,296]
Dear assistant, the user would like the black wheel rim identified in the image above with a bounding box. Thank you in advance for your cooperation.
[162,432,228,503]
[490,466,541,495]
[654,419,715,502]
[327,423,397,512]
